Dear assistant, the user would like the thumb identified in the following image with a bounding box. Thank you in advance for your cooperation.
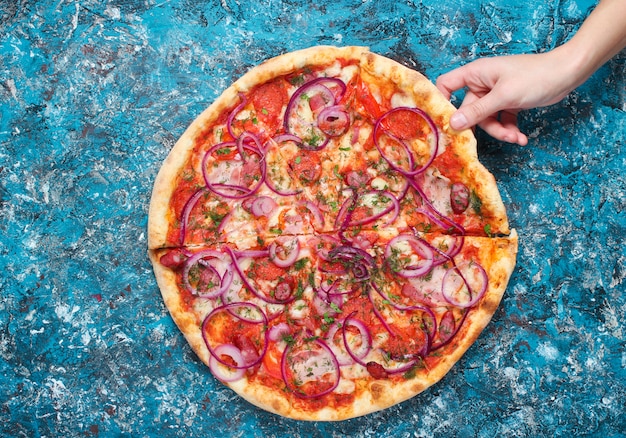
[449,92,502,131]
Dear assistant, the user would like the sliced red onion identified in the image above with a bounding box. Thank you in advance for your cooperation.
[249,196,277,218]
[263,134,303,196]
[268,236,300,268]
[442,262,488,308]
[328,245,375,267]
[347,190,400,227]
[268,322,291,342]
[325,322,354,366]
[202,302,268,369]
[284,77,347,151]
[373,107,439,176]
[226,92,248,139]
[384,234,434,278]
[340,313,374,367]
[179,187,209,246]
[317,105,350,137]
[227,247,296,305]
[410,179,465,236]
[436,309,456,345]
[182,249,233,299]
[431,310,468,351]
[372,349,421,375]
[340,316,373,361]
[310,234,341,261]
[367,286,397,336]
[280,334,341,399]
[236,130,265,160]
[208,344,247,382]
[298,201,325,231]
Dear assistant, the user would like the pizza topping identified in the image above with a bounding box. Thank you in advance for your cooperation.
[203,302,268,369]
[450,182,470,214]
[365,361,388,379]
[284,77,348,151]
[317,105,351,137]
[345,190,400,227]
[281,333,341,399]
[183,249,234,298]
[202,141,266,200]
[208,344,248,382]
[290,151,322,185]
[243,195,277,218]
[442,261,488,308]
[159,248,188,270]
[384,234,434,278]
[373,107,439,177]
[264,134,303,196]
[268,236,300,268]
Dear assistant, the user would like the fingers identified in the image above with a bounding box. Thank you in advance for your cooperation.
[478,111,528,146]
[450,90,504,131]
[435,68,470,99]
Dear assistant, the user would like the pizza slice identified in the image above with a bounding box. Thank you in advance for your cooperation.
[149,230,517,421]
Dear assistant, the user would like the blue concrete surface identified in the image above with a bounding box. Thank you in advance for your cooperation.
[1,0,624,436]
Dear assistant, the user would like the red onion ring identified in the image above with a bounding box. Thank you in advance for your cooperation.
[410,179,465,235]
[208,344,247,382]
[226,93,248,139]
[202,302,268,369]
[268,236,300,268]
[298,201,325,231]
[227,247,296,305]
[268,322,291,342]
[284,77,347,151]
[384,234,434,278]
[370,282,438,343]
[179,187,209,246]
[373,107,439,176]
[182,249,233,299]
[442,261,488,308]
[263,134,303,196]
[280,334,340,399]
[346,190,400,227]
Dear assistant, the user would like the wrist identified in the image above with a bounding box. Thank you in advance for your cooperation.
[550,39,597,92]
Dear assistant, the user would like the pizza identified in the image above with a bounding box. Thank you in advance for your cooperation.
[147,46,518,421]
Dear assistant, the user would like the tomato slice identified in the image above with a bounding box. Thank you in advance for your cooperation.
[262,341,284,380]
[356,78,383,120]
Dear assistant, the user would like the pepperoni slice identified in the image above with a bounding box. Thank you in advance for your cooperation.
[290,151,322,185]
[250,80,288,135]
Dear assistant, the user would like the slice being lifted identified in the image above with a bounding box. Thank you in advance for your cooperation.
[147,46,518,421]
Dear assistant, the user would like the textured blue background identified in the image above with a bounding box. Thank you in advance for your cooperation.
[1,1,625,436]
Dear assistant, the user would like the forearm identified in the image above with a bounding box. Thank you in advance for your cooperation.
[557,0,626,88]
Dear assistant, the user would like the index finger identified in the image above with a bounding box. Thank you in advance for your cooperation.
[436,66,471,99]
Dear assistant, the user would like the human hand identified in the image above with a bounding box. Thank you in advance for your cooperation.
[436,51,579,146]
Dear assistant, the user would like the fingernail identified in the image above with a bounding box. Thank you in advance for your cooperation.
[450,112,468,130]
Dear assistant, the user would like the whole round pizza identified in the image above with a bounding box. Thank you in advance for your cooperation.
[148,46,518,421]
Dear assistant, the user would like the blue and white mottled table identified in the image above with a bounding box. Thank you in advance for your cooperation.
[1,1,624,436]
